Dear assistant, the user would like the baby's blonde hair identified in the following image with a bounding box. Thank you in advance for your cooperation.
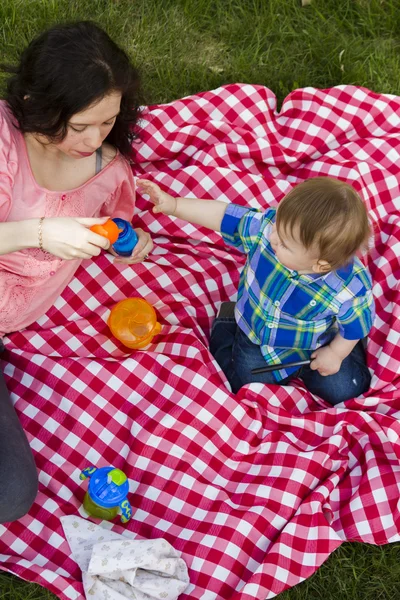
[276,177,371,270]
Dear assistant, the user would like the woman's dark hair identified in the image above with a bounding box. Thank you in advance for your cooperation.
[1,21,141,157]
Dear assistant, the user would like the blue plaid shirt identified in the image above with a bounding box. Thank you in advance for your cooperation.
[221,204,375,381]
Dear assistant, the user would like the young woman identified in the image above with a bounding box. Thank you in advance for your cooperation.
[0,21,151,520]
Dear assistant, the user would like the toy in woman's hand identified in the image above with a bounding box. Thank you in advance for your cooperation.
[91,218,138,256]
[90,219,121,244]
[111,218,138,256]
[108,298,162,349]
[80,466,132,523]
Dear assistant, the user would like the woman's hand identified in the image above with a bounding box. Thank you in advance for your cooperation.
[41,216,111,260]
[137,179,177,216]
[108,228,153,264]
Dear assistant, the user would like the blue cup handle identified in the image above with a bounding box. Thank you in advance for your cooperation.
[80,465,97,480]
[119,498,132,523]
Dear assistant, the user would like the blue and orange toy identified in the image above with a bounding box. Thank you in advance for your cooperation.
[80,466,132,523]
[91,218,138,256]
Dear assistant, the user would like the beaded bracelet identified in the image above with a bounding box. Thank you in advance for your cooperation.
[38,217,45,251]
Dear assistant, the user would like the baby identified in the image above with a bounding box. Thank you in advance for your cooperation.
[138,177,375,404]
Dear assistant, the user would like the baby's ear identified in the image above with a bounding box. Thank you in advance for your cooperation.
[313,260,331,274]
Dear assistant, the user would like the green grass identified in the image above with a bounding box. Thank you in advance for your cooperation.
[1,0,400,598]
[279,542,400,600]
[2,0,400,105]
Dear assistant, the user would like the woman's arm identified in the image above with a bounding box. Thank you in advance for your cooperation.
[0,220,40,254]
[0,217,111,259]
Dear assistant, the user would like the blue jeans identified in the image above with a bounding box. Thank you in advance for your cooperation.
[0,341,38,522]
[210,316,371,405]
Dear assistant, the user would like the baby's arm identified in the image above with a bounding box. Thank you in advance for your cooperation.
[329,334,359,359]
[137,180,227,232]
[312,283,374,375]
[310,334,359,376]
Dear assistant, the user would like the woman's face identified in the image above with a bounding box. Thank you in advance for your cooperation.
[54,91,122,158]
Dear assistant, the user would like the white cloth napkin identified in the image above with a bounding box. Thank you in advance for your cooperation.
[61,515,190,600]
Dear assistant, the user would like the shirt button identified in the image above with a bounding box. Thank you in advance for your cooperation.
[49,271,55,276]
[61,194,66,201]
[274,301,280,307]
[268,323,274,328]
[310,300,317,306]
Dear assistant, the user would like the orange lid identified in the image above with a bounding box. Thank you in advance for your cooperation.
[108,298,162,349]
[90,220,121,244]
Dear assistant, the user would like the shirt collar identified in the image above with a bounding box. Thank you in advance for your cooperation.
[288,261,354,284]
[336,261,354,278]
[300,261,354,284]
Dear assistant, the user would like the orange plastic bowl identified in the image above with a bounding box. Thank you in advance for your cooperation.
[108,298,162,349]
[90,220,121,244]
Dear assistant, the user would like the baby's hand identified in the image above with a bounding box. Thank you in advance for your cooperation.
[310,345,343,376]
[137,179,177,216]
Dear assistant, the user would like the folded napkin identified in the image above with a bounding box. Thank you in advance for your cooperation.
[61,515,190,600]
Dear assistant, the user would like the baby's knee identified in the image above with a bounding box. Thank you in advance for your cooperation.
[316,374,370,405]
[302,360,371,405]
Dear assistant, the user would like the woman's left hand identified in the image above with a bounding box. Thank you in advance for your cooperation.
[108,228,153,264]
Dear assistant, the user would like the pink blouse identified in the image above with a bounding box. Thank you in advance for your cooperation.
[0,101,136,336]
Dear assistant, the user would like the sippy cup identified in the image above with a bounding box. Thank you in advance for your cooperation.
[111,218,138,256]
[80,465,132,523]
[108,298,162,349]
[91,218,138,256]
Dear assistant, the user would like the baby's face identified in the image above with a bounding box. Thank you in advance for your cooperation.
[270,222,327,274]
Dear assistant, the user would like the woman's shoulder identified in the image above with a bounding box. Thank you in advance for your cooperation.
[101,142,133,174]
[102,143,134,180]
[0,100,9,118]
[0,100,20,168]
[0,100,17,131]
[101,142,118,166]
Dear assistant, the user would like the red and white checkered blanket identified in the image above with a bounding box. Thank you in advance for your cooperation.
[1,84,400,600]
